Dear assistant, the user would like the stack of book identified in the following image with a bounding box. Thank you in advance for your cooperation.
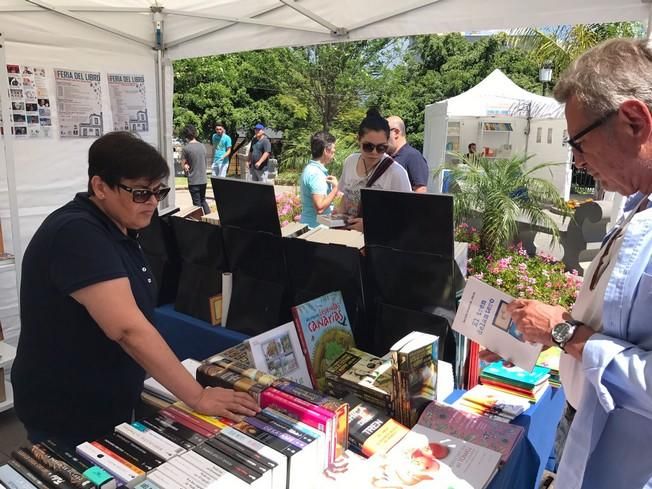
[452,384,532,422]
[325,347,393,414]
[480,361,551,403]
[390,331,439,428]
[536,347,561,388]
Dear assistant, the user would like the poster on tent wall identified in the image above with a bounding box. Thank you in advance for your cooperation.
[6,64,53,138]
[107,73,148,133]
[54,68,103,138]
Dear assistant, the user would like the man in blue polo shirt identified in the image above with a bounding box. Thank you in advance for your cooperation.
[300,131,339,228]
[387,115,429,192]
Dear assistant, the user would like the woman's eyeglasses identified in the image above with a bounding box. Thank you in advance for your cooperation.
[361,142,389,154]
[118,183,171,203]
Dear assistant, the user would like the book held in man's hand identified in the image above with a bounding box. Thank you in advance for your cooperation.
[451,277,543,371]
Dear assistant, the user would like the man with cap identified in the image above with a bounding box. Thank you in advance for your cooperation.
[249,123,272,182]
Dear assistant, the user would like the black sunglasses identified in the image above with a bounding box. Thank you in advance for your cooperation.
[118,183,171,203]
[361,142,389,153]
[565,111,616,153]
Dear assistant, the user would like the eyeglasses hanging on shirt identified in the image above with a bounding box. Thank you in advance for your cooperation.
[590,194,650,291]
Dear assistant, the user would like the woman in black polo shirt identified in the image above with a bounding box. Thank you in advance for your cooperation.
[12,132,259,446]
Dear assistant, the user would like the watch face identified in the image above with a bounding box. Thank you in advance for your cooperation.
[553,322,571,343]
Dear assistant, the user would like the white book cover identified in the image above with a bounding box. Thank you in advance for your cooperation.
[365,427,501,489]
[246,322,313,388]
[144,359,201,403]
[452,277,542,371]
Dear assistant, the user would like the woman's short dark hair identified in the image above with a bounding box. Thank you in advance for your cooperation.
[358,108,390,138]
[87,131,169,194]
[310,131,336,159]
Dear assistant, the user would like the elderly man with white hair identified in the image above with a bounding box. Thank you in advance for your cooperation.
[482,38,652,489]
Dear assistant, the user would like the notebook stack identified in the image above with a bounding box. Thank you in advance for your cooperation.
[480,361,550,403]
[452,384,531,422]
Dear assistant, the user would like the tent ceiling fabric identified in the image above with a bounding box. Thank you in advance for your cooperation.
[0,0,648,58]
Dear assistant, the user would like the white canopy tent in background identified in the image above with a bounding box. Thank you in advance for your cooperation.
[423,69,571,197]
[0,0,649,301]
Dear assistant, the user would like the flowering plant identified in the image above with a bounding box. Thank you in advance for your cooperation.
[276,191,302,227]
[454,223,481,255]
[467,242,583,308]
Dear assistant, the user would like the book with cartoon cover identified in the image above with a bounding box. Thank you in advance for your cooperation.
[291,291,356,391]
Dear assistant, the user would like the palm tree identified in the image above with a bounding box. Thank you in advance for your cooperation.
[509,22,643,79]
[440,153,565,254]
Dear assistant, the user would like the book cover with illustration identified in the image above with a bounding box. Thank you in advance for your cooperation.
[417,401,524,465]
[326,347,393,405]
[365,427,500,489]
[291,291,356,391]
[246,322,313,388]
[452,277,543,371]
[480,362,550,390]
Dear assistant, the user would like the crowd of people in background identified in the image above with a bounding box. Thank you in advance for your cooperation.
[180,108,430,226]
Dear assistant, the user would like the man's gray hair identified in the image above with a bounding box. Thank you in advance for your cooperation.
[554,38,652,117]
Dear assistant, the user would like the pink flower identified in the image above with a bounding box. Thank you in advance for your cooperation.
[526,286,534,295]
[294,215,301,222]
[496,278,503,285]
[474,272,484,280]
[545,281,552,288]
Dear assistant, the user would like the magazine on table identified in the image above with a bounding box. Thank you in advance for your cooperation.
[452,277,543,371]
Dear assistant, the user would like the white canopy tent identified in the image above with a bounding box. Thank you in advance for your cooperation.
[423,69,571,197]
[0,0,650,278]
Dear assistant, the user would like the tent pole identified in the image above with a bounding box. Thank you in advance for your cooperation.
[0,33,23,287]
[648,1,652,38]
[153,11,166,156]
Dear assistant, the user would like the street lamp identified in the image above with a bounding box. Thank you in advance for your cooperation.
[539,61,553,96]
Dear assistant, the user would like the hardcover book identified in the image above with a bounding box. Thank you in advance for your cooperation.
[291,291,356,391]
[246,322,313,388]
[452,277,543,371]
[452,384,531,421]
[480,362,550,390]
[417,401,524,465]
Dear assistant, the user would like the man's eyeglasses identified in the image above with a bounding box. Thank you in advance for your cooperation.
[361,142,389,154]
[118,183,171,203]
[565,111,616,153]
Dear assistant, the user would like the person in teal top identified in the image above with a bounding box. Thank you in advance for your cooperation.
[300,131,339,228]
[211,122,232,177]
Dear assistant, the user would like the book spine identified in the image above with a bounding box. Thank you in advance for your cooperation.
[94,435,162,473]
[12,448,76,489]
[159,408,217,438]
[291,306,318,388]
[255,411,315,446]
[145,471,178,489]
[232,420,299,456]
[205,436,269,475]
[133,481,163,489]
[179,451,230,481]
[244,416,308,449]
[144,415,207,446]
[28,445,93,488]
[0,463,38,489]
[192,444,259,485]
[152,463,202,489]
[172,403,229,431]
[219,428,279,470]
[7,459,48,488]
[38,442,116,489]
[211,433,275,472]
[164,458,214,487]
[114,423,184,461]
[75,443,141,486]
[138,419,195,451]
[88,442,146,477]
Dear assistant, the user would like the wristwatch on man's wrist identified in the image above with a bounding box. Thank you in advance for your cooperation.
[551,319,583,351]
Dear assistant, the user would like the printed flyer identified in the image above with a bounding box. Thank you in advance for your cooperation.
[107,73,148,133]
[54,68,103,138]
[6,64,52,137]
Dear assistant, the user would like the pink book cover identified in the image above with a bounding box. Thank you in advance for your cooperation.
[417,401,524,465]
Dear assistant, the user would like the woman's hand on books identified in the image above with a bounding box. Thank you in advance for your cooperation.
[507,300,567,346]
[192,386,260,421]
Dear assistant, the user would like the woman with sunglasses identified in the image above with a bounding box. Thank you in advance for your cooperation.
[12,132,259,447]
[337,108,412,232]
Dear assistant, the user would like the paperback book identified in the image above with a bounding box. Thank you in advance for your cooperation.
[452,277,543,371]
[246,321,313,388]
[291,291,356,391]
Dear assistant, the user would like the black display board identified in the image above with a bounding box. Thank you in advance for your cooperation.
[211,177,281,236]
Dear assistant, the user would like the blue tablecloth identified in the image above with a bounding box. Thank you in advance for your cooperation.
[446,386,566,489]
[154,304,249,361]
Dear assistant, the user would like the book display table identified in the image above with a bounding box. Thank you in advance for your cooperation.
[154,304,249,361]
[446,386,566,489]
